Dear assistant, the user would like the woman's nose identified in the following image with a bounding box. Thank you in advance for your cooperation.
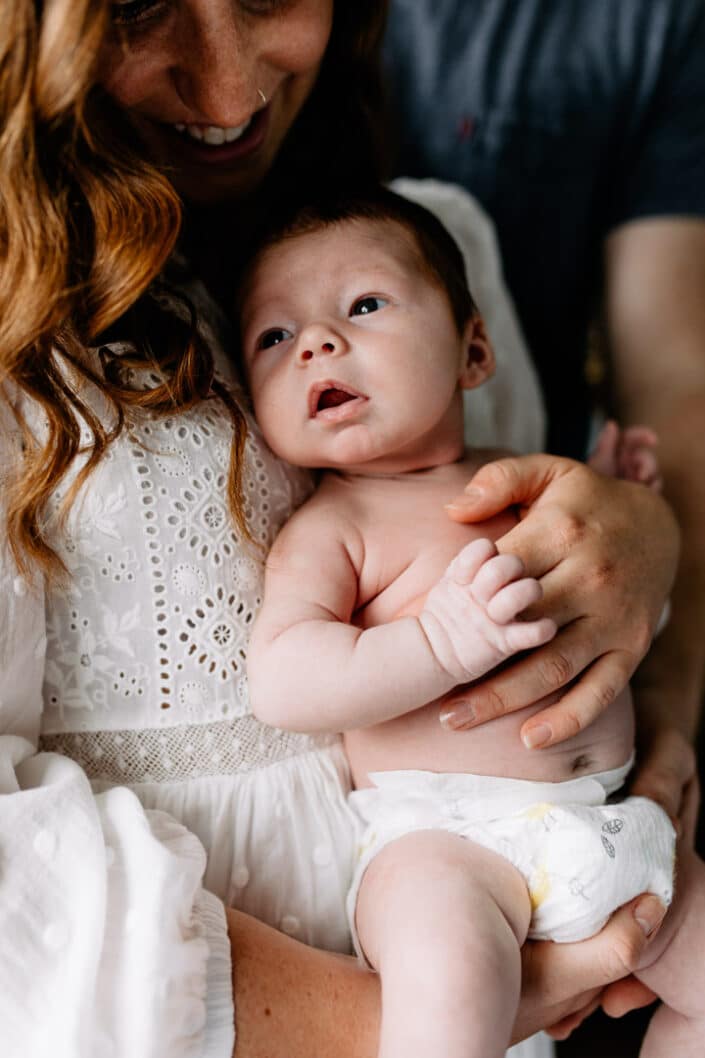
[171,4,260,125]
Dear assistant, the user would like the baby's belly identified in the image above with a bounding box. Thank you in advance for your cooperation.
[345,687,635,789]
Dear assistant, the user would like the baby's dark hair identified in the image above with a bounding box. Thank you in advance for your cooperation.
[238,185,477,333]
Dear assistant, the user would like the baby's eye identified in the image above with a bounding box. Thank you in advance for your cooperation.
[257,327,293,350]
[350,296,389,317]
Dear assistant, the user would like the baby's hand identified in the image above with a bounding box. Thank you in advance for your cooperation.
[419,538,557,684]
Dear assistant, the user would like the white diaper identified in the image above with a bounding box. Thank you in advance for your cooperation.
[347,758,675,961]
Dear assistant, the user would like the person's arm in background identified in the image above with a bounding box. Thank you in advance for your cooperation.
[605,216,705,767]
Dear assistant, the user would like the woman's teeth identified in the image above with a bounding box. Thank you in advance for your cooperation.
[173,120,252,145]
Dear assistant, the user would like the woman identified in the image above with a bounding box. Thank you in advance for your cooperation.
[0,2,689,1056]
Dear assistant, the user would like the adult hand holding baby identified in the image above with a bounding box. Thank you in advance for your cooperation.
[442,455,686,794]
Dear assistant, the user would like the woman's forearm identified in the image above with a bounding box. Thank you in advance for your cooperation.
[227,909,380,1058]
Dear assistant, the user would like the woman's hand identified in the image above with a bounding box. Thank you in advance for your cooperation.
[514,894,668,1044]
[441,454,680,748]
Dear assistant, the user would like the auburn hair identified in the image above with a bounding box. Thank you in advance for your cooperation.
[0,0,389,580]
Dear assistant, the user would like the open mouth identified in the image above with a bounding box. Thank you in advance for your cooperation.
[308,381,367,420]
[318,388,355,410]
[173,118,253,145]
[159,105,270,165]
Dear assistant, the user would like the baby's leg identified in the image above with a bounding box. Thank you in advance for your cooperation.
[635,849,705,1057]
[355,829,532,1058]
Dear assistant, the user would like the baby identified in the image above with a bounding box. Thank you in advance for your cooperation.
[240,187,698,1058]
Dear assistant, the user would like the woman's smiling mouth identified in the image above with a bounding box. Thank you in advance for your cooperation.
[155,105,270,166]
[173,119,253,144]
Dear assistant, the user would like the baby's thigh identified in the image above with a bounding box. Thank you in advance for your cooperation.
[355,829,531,973]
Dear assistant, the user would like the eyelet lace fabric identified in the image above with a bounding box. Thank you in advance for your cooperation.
[40,716,335,784]
[36,300,316,773]
[1,281,358,968]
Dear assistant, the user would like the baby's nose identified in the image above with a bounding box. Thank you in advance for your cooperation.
[300,340,336,362]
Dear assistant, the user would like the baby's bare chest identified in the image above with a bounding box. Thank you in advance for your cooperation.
[335,475,516,629]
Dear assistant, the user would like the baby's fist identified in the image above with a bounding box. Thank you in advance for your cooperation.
[419,539,556,683]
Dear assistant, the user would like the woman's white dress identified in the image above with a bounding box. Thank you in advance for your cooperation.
[0,180,549,1058]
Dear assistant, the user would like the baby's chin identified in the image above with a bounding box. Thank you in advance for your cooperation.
[265,428,381,472]
[264,426,462,475]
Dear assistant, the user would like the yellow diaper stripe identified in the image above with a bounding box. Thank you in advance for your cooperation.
[522,802,555,820]
[529,866,551,910]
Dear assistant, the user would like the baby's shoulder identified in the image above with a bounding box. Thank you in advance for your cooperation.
[269,476,364,567]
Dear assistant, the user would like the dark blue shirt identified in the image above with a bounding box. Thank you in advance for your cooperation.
[384,0,705,455]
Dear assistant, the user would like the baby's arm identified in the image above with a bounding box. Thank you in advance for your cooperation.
[248,503,555,733]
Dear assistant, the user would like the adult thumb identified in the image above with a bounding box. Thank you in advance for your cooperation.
[445,453,576,523]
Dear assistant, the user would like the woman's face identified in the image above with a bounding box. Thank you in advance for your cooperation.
[100,0,334,205]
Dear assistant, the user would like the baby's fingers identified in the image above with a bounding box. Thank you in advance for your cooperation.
[469,553,526,605]
[504,617,557,654]
[445,537,497,585]
[487,577,543,623]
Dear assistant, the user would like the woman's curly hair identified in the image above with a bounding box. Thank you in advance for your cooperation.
[0,0,389,579]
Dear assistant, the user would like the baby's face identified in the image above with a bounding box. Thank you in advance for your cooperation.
[240,218,481,473]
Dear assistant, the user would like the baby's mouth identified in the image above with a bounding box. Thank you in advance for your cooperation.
[308,381,367,419]
[318,388,355,410]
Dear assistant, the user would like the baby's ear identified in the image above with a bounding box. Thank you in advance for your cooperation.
[458,315,495,390]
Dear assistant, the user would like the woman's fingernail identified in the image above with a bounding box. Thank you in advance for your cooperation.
[440,702,476,730]
[522,723,552,749]
[634,896,667,937]
[444,488,483,512]
[444,498,474,513]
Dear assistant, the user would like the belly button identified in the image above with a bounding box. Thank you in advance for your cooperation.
[571,753,593,773]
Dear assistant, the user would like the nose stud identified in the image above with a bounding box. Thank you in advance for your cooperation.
[258,88,267,106]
